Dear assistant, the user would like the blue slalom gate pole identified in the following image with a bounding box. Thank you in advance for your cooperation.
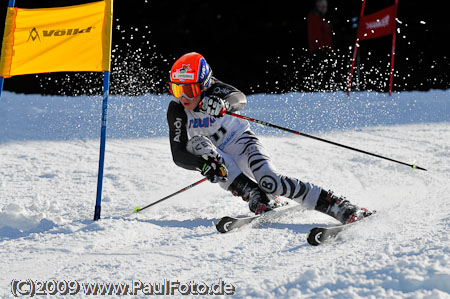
[94,71,110,221]
[0,0,16,103]
[0,77,4,103]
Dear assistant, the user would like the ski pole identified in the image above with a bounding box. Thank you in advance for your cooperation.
[133,177,208,213]
[227,111,427,171]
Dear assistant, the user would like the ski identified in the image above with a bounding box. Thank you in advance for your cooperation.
[216,202,301,233]
[306,211,376,246]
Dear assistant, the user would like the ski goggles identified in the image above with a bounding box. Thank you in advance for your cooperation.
[169,82,202,100]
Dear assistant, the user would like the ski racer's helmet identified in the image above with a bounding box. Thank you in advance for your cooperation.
[169,52,213,99]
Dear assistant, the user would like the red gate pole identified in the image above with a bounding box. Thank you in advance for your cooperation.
[347,39,360,97]
[388,0,399,96]
[347,0,367,97]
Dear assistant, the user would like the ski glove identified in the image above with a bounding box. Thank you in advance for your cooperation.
[199,152,228,183]
[200,95,228,117]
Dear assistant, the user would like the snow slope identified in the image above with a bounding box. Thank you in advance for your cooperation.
[1,90,449,298]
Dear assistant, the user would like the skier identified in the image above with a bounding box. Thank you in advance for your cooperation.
[167,52,371,224]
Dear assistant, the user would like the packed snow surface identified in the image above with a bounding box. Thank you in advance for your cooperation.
[1,90,449,298]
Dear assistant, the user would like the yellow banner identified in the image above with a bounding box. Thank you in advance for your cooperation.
[0,0,112,78]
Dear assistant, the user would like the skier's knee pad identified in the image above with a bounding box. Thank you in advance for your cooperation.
[257,175,279,194]
[256,173,321,209]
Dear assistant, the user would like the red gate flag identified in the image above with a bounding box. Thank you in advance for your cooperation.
[357,5,397,40]
[347,0,399,96]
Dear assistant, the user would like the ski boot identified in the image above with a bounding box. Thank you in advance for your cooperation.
[228,173,281,214]
[314,190,372,224]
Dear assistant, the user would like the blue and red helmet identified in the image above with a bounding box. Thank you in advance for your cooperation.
[170,52,213,90]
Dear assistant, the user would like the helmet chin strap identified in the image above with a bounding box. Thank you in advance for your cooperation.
[195,93,206,111]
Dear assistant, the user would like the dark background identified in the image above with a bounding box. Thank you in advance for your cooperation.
[0,0,448,95]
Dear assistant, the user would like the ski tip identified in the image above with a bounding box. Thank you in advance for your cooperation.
[133,206,141,213]
[216,217,234,234]
[306,227,324,246]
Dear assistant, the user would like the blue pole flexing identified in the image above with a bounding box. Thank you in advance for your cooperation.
[94,71,110,221]
[0,0,16,103]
